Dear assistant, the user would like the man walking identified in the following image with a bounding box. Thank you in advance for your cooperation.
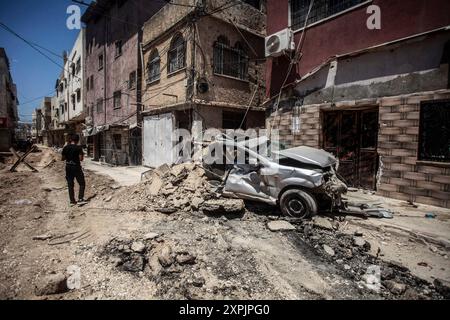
[62,134,87,206]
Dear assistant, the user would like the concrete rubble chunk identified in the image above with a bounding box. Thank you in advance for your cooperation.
[148,174,164,196]
[312,216,334,231]
[158,245,174,267]
[131,241,146,253]
[35,273,68,296]
[267,220,296,232]
[323,244,335,256]
[143,232,159,240]
[353,237,371,251]
[384,280,407,295]
[176,253,196,265]
[122,253,145,272]
[200,199,245,215]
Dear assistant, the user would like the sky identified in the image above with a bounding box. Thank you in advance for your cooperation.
[0,0,93,122]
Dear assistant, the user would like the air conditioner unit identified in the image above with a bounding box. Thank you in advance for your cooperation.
[265,28,295,58]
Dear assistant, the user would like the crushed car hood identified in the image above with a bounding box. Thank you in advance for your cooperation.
[277,146,337,168]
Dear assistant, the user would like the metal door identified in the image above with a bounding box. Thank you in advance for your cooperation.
[323,108,379,190]
[143,113,174,168]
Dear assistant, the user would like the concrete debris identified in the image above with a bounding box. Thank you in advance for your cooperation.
[176,253,196,265]
[158,245,174,267]
[131,241,146,253]
[383,280,407,295]
[66,265,81,290]
[353,237,371,251]
[143,232,159,240]
[200,199,245,215]
[433,279,450,299]
[267,220,296,232]
[323,244,335,256]
[35,273,68,296]
[123,253,145,272]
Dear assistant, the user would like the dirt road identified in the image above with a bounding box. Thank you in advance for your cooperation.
[0,148,448,300]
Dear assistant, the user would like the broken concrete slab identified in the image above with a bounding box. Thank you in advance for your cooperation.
[158,245,174,267]
[176,253,196,265]
[384,280,407,295]
[143,232,159,240]
[148,174,164,196]
[267,220,296,232]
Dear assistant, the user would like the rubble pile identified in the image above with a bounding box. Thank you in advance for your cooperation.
[291,219,449,299]
[113,162,245,216]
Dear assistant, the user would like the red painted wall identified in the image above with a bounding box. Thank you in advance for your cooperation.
[266,0,450,97]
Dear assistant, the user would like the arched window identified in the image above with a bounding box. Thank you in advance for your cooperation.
[168,34,186,74]
[147,49,160,83]
[213,36,248,80]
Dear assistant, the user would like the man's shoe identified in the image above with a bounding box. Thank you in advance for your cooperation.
[69,202,77,207]
[77,199,88,206]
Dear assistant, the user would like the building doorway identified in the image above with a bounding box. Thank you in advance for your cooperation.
[323,107,379,190]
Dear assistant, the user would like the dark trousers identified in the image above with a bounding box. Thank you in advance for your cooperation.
[66,165,85,203]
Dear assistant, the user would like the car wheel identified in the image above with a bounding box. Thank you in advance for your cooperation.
[280,189,318,219]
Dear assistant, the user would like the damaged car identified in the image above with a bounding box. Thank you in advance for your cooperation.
[203,136,348,219]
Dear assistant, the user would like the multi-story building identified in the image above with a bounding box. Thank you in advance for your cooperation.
[48,94,65,147]
[37,97,52,146]
[82,0,165,165]
[140,0,267,167]
[0,48,19,151]
[265,0,450,207]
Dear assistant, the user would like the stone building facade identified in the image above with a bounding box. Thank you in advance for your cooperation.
[141,0,267,167]
[0,48,18,151]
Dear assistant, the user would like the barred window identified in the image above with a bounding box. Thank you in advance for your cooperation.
[96,98,103,113]
[290,0,367,30]
[168,34,186,74]
[113,91,122,109]
[147,49,160,83]
[213,37,248,81]
[419,100,450,162]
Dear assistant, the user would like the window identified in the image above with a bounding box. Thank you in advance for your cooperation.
[113,91,122,109]
[96,98,103,113]
[115,40,122,58]
[213,37,248,80]
[90,75,94,90]
[86,77,90,91]
[147,49,160,83]
[76,58,81,74]
[290,0,367,30]
[168,34,186,74]
[71,94,76,110]
[98,54,104,70]
[419,100,450,162]
[113,134,122,150]
[76,89,81,103]
[128,70,136,89]
[60,105,64,115]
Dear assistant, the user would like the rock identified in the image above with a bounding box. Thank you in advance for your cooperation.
[191,197,204,211]
[191,276,205,288]
[32,234,52,241]
[66,265,81,290]
[384,280,407,295]
[354,230,363,237]
[131,241,146,253]
[148,254,162,276]
[104,196,112,202]
[353,237,371,251]
[343,264,351,271]
[149,174,164,196]
[403,288,420,300]
[323,244,335,257]
[433,279,450,298]
[158,245,174,267]
[35,273,68,296]
[381,267,395,280]
[200,199,245,215]
[312,217,333,231]
[122,253,145,272]
[176,253,196,265]
[143,232,159,240]
[267,220,296,232]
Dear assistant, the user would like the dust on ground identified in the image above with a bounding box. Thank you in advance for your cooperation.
[0,147,449,300]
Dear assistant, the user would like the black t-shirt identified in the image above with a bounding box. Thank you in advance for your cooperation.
[62,144,83,166]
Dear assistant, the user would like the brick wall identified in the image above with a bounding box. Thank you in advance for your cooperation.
[377,91,450,208]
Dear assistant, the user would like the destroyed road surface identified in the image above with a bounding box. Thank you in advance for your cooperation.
[0,147,449,300]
